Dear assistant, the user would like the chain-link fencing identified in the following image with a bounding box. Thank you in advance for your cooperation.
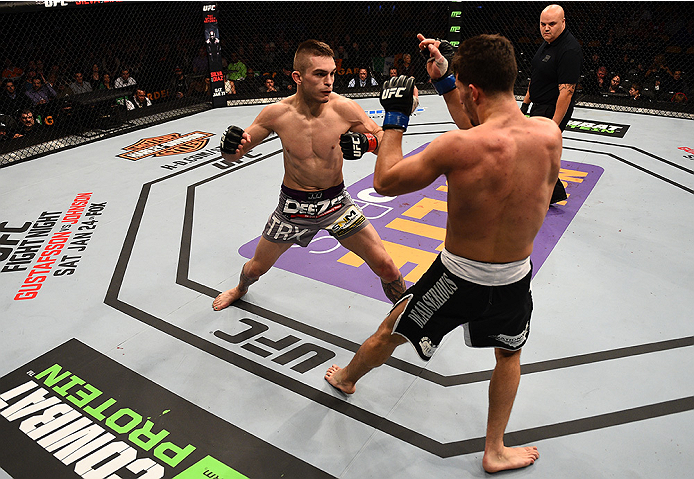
[1,1,692,167]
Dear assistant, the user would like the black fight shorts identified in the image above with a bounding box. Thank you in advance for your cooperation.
[392,253,533,361]
[262,182,370,247]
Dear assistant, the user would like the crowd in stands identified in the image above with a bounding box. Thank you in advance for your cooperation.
[1,2,691,148]
[216,35,430,99]
[580,50,690,104]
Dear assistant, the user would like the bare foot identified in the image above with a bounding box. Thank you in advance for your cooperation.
[324,365,356,395]
[212,288,245,311]
[482,446,539,473]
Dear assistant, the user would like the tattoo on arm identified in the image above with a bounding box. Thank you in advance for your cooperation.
[558,83,576,94]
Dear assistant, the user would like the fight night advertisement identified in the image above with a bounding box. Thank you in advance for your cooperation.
[203,3,226,108]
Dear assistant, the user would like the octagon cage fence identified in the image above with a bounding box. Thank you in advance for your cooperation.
[1,1,692,167]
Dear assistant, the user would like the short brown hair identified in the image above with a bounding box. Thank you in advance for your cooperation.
[293,39,334,73]
[451,34,517,95]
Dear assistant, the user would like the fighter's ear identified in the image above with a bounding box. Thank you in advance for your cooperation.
[292,71,301,84]
[469,84,481,103]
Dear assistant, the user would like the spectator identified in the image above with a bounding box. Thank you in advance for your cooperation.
[1,80,31,118]
[0,115,21,140]
[35,59,46,78]
[585,51,601,73]
[276,65,296,92]
[189,77,212,98]
[238,67,261,95]
[276,40,294,71]
[22,69,38,93]
[372,41,394,80]
[69,72,93,95]
[647,77,666,101]
[25,77,56,106]
[669,70,690,97]
[334,45,349,70]
[607,74,626,95]
[16,109,44,138]
[0,118,22,143]
[644,54,673,82]
[1,58,23,83]
[671,91,688,103]
[584,66,609,94]
[258,77,278,94]
[259,41,277,74]
[89,64,101,90]
[628,82,647,102]
[114,68,137,89]
[226,52,247,82]
[99,73,113,90]
[225,79,237,96]
[170,66,188,99]
[347,67,378,88]
[396,53,417,79]
[191,47,208,76]
[347,41,366,70]
[388,66,398,78]
[126,88,152,110]
[45,64,64,91]
[55,79,73,99]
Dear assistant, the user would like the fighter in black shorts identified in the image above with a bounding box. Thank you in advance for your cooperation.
[392,249,532,361]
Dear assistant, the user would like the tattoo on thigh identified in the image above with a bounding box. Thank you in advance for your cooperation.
[382,274,406,303]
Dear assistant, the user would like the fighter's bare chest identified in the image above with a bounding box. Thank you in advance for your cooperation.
[276,115,346,158]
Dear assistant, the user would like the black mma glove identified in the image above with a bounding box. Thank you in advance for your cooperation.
[340,132,378,160]
[220,125,245,155]
[380,75,416,131]
[420,38,457,95]
[520,103,530,115]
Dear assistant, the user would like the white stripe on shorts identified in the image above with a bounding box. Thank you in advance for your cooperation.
[440,248,530,286]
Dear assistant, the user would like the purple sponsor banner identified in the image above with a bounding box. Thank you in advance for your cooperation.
[239,144,602,302]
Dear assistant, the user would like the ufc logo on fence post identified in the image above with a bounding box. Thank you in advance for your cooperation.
[382,87,406,99]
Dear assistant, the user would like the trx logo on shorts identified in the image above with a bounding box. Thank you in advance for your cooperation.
[490,320,530,349]
[329,205,366,238]
[265,217,309,242]
[283,194,345,218]
[419,337,437,358]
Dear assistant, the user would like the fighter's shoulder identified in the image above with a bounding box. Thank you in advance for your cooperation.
[257,97,294,120]
[525,116,562,144]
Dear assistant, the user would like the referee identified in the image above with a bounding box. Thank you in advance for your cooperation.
[521,4,582,204]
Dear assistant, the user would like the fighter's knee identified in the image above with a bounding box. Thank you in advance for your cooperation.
[495,347,521,361]
[376,259,401,283]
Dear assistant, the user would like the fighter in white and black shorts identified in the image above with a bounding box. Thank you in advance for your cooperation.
[262,182,370,247]
[392,248,533,361]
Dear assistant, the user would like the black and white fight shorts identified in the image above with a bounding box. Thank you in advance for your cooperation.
[262,182,370,247]
[392,248,533,361]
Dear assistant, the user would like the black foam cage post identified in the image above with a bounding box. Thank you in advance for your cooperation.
[1,1,693,167]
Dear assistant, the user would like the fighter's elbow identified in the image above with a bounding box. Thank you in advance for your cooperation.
[373,177,397,196]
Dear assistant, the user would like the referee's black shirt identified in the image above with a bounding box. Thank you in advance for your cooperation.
[529,28,582,105]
